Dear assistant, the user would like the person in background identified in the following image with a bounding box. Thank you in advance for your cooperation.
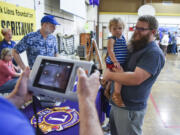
[155,31,160,47]
[160,32,169,56]
[0,67,103,135]
[0,28,21,72]
[171,31,177,54]
[0,28,16,55]
[13,15,60,70]
[0,48,21,93]
[167,32,172,53]
[103,15,165,135]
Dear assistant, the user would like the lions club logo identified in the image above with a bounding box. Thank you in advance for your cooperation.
[31,106,79,134]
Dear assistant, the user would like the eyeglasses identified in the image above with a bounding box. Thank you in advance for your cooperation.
[133,26,152,31]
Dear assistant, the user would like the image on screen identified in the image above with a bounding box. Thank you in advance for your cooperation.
[33,59,74,93]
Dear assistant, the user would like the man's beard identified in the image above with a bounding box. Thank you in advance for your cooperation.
[128,32,151,53]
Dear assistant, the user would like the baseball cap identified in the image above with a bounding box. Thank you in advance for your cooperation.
[41,15,60,25]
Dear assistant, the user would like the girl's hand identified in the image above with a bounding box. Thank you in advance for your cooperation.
[114,62,121,69]
[112,66,123,73]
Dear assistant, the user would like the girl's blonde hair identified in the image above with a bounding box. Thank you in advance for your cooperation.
[108,18,125,31]
[1,28,11,36]
[1,48,12,60]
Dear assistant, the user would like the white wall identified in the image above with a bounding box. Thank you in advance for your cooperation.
[34,0,44,29]
[100,13,180,32]
[99,13,180,47]
[87,6,98,32]
[45,0,74,35]
[157,16,180,26]
[44,0,98,48]
[44,0,89,48]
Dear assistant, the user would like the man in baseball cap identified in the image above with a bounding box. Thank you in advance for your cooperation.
[13,15,60,70]
[41,15,60,25]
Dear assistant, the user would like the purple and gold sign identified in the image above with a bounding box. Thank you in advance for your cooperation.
[31,107,79,134]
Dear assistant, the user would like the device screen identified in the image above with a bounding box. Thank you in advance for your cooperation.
[33,59,74,93]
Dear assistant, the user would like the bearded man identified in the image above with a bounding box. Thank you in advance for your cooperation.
[13,15,60,70]
[103,15,165,135]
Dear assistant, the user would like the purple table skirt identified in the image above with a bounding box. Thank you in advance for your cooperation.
[22,87,105,135]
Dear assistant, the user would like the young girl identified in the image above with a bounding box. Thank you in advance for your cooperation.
[104,18,128,107]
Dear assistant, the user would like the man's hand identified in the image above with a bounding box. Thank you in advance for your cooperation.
[7,67,32,108]
[12,49,26,71]
[77,68,103,135]
[77,68,100,103]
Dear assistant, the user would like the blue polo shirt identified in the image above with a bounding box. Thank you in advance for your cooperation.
[0,39,16,54]
[0,97,35,135]
[14,30,58,68]
[121,41,165,111]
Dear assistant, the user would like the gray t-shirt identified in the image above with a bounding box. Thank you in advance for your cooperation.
[121,41,165,111]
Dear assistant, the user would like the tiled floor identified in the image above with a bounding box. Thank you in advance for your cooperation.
[100,52,180,135]
[143,54,180,135]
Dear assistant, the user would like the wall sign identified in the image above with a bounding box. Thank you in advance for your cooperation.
[0,1,36,41]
